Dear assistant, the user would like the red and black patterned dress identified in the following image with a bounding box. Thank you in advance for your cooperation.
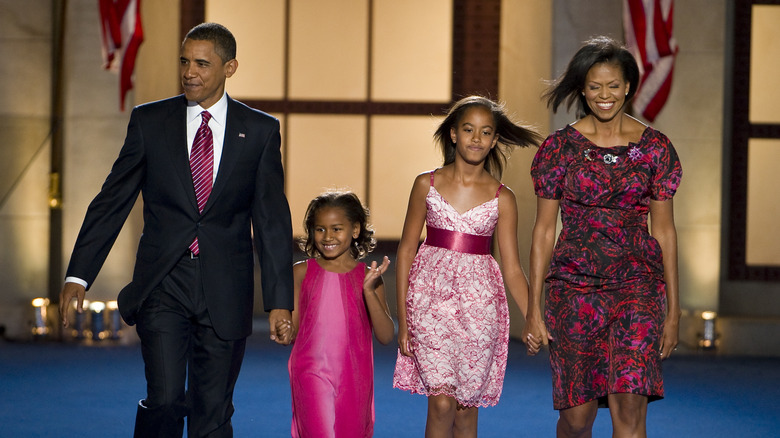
[531,124,682,410]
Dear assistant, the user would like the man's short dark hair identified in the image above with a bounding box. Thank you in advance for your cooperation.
[184,22,237,64]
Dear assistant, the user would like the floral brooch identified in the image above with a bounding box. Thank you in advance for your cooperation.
[628,146,643,162]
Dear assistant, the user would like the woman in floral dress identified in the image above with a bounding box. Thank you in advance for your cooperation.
[522,36,682,438]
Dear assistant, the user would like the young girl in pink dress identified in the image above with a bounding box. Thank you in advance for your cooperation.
[393,96,544,437]
[281,191,394,438]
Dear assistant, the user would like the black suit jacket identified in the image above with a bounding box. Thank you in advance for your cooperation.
[66,95,294,340]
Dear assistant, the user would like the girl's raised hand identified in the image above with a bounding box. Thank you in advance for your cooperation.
[364,256,391,291]
[362,255,396,346]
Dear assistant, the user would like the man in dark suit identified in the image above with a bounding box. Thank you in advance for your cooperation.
[58,22,293,437]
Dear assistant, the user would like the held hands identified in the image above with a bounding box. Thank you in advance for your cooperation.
[273,318,295,345]
[59,282,87,328]
[268,309,294,345]
[520,311,550,356]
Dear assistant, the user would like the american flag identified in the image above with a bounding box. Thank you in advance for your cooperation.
[99,0,144,111]
[623,0,677,122]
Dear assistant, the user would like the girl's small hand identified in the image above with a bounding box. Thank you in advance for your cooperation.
[364,256,391,292]
[275,319,294,344]
[269,309,293,345]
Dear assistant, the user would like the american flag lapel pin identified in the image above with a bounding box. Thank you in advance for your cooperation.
[238,133,245,138]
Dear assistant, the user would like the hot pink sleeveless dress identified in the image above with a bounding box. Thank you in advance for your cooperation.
[393,171,510,408]
[288,259,374,437]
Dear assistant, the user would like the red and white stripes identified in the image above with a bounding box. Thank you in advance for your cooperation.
[191,111,214,214]
[623,0,677,122]
[99,0,144,111]
[188,111,214,255]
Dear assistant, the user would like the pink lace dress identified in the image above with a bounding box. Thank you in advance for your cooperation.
[288,259,374,437]
[393,171,510,407]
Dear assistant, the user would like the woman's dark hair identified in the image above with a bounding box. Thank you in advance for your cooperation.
[433,96,542,179]
[542,36,640,118]
[298,191,376,260]
[184,22,237,64]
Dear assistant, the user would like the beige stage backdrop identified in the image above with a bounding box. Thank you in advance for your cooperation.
[3,0,780,355]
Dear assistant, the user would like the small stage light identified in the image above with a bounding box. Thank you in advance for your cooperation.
[72,299,90,339]
[106,301,122,340]
[31,298,50,337]
[89,301,107,341]
[699,311,718,350]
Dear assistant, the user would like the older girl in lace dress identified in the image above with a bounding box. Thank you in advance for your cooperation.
[393,96,543,437]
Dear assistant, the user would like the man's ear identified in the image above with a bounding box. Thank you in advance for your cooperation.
[224,59,238,78]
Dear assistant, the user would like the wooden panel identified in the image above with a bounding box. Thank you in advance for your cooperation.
[368,115,444,239]
[288,0,369,100]
[371,0,452,101]
[205,0,286,99]
[746,139,780,265]
[749,5,780,123]
[285,115,367,233]
[726,0,780,280]
[451,0,501,99]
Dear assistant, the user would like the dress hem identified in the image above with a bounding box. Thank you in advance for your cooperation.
[392,383,501,408]
[553,390,665,410]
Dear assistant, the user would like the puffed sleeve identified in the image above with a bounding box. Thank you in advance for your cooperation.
[647,129,682,200]
[531,128,571,200]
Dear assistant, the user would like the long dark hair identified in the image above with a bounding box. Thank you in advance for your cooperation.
[542,36,640,118]
[433,96,542,179]
[298,191,375,260]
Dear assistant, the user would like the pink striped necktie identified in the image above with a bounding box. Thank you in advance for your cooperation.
[188,111,214,255]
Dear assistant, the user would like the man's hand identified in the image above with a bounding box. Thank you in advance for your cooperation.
[59,282,86,328]
[268,309,293,345]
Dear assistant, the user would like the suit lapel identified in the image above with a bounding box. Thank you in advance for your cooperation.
[202,97,246,215]
[166,96,200,212]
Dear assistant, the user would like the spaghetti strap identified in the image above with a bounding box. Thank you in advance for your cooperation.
[495,183,504,198]
[430,170,435,187]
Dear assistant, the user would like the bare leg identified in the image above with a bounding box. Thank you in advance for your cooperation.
[425,394,457,438]
[453,404,478,438]
[557,400,598,438]
[607,393,648,438]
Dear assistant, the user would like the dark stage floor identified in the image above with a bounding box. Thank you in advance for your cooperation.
[1,321,779,437]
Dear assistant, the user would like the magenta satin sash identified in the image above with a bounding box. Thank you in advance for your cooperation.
[423,226,492,255]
